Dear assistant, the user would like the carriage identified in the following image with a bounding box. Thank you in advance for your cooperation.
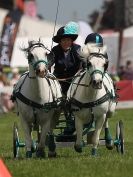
[12,40,124,158]
[13,110,124,157]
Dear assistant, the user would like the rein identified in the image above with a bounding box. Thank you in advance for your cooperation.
[47,71,90,87]
[51,0,60,50]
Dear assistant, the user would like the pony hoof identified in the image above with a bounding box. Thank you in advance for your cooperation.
[91,148,97,156]
[106,139,114,150]
[48,151,57,158]
[74,145,82,153]
[31,144,36,153]
[26,151,32,158]
[36,149,45,158]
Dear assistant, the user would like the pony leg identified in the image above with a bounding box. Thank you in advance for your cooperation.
[47,112,59,158]
[20,117,32,158]
[105,101,116,150]
[91,114,106,155]
[74,116,83,153]
[36,120,50,158]
[104,118,113,150]
[47,131,56,158]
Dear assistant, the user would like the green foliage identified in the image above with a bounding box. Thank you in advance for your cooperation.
[0,110,133,177]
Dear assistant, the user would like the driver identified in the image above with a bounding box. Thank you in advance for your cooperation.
[48,21,84,95]
[48,22,85,139]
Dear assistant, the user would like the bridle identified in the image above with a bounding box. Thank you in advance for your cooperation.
[27,43,49,71]
[86,52,108,81]
[69,53,113,110]
[69,52,108,97]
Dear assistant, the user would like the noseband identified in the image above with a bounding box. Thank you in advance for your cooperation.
[30,59,48,71]
[90,69,104,78]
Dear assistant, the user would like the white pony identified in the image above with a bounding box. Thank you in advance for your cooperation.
[67,43,116,155]
[12,40,62,158]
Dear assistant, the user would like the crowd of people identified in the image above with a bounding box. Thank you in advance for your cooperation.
[110,60,133,82]
[118,60,133,80]
[0,67,20,113]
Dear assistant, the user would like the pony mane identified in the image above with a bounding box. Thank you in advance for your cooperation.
[80,43,107,58]
[20,39,42,53]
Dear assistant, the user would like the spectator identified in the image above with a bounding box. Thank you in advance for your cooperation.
[110,65,120,81]
[10,67,20,86]
[118,65,126,80]
[122,60,133,80]
[0,72,14,113]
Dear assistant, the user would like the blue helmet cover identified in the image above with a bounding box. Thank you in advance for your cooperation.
[64,21,79,35]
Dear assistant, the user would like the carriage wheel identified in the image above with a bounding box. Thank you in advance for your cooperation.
[116,120,124,154]
[13,122,19,158]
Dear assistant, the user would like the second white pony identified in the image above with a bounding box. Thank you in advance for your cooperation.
[67,43,117,155]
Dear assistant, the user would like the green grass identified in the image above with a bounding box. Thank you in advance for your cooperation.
[0,109,133,177]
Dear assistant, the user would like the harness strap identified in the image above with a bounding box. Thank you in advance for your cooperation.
[89,52,106,59]
[70,91,111,109]
[13,91,60,111]
[45,77,55,102]
[18,72,29,92]
[71,71,86,97]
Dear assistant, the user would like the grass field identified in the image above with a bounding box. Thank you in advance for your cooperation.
[0,109,133,177]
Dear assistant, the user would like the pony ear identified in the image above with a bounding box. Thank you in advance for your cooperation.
[102,45,107,54]
[79,44,90,58]
[28,40,32,46]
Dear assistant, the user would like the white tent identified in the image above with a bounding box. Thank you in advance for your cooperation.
[100,30,120,73]
[123,26,133,37]
[0,8,8,35]
[0,8,61,38]
[10,15,61,67]
[17,15,61,38]
[11,37,56,67]
[0,8,61,67]
[75,21,93,45]
[120,26,133,66]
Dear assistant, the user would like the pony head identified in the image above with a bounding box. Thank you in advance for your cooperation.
[80,43,107,58]
[80,43,108,89]
[22,39,50,78]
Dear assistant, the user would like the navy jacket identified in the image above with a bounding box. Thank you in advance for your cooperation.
[48,44,83,78]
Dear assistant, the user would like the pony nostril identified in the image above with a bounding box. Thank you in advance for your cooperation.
[36,68,48,77]
[36,68,42,74]
[92,79,102,89]
[93,80,97,85]
[99,80,102,85]
[96,80,102,85]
